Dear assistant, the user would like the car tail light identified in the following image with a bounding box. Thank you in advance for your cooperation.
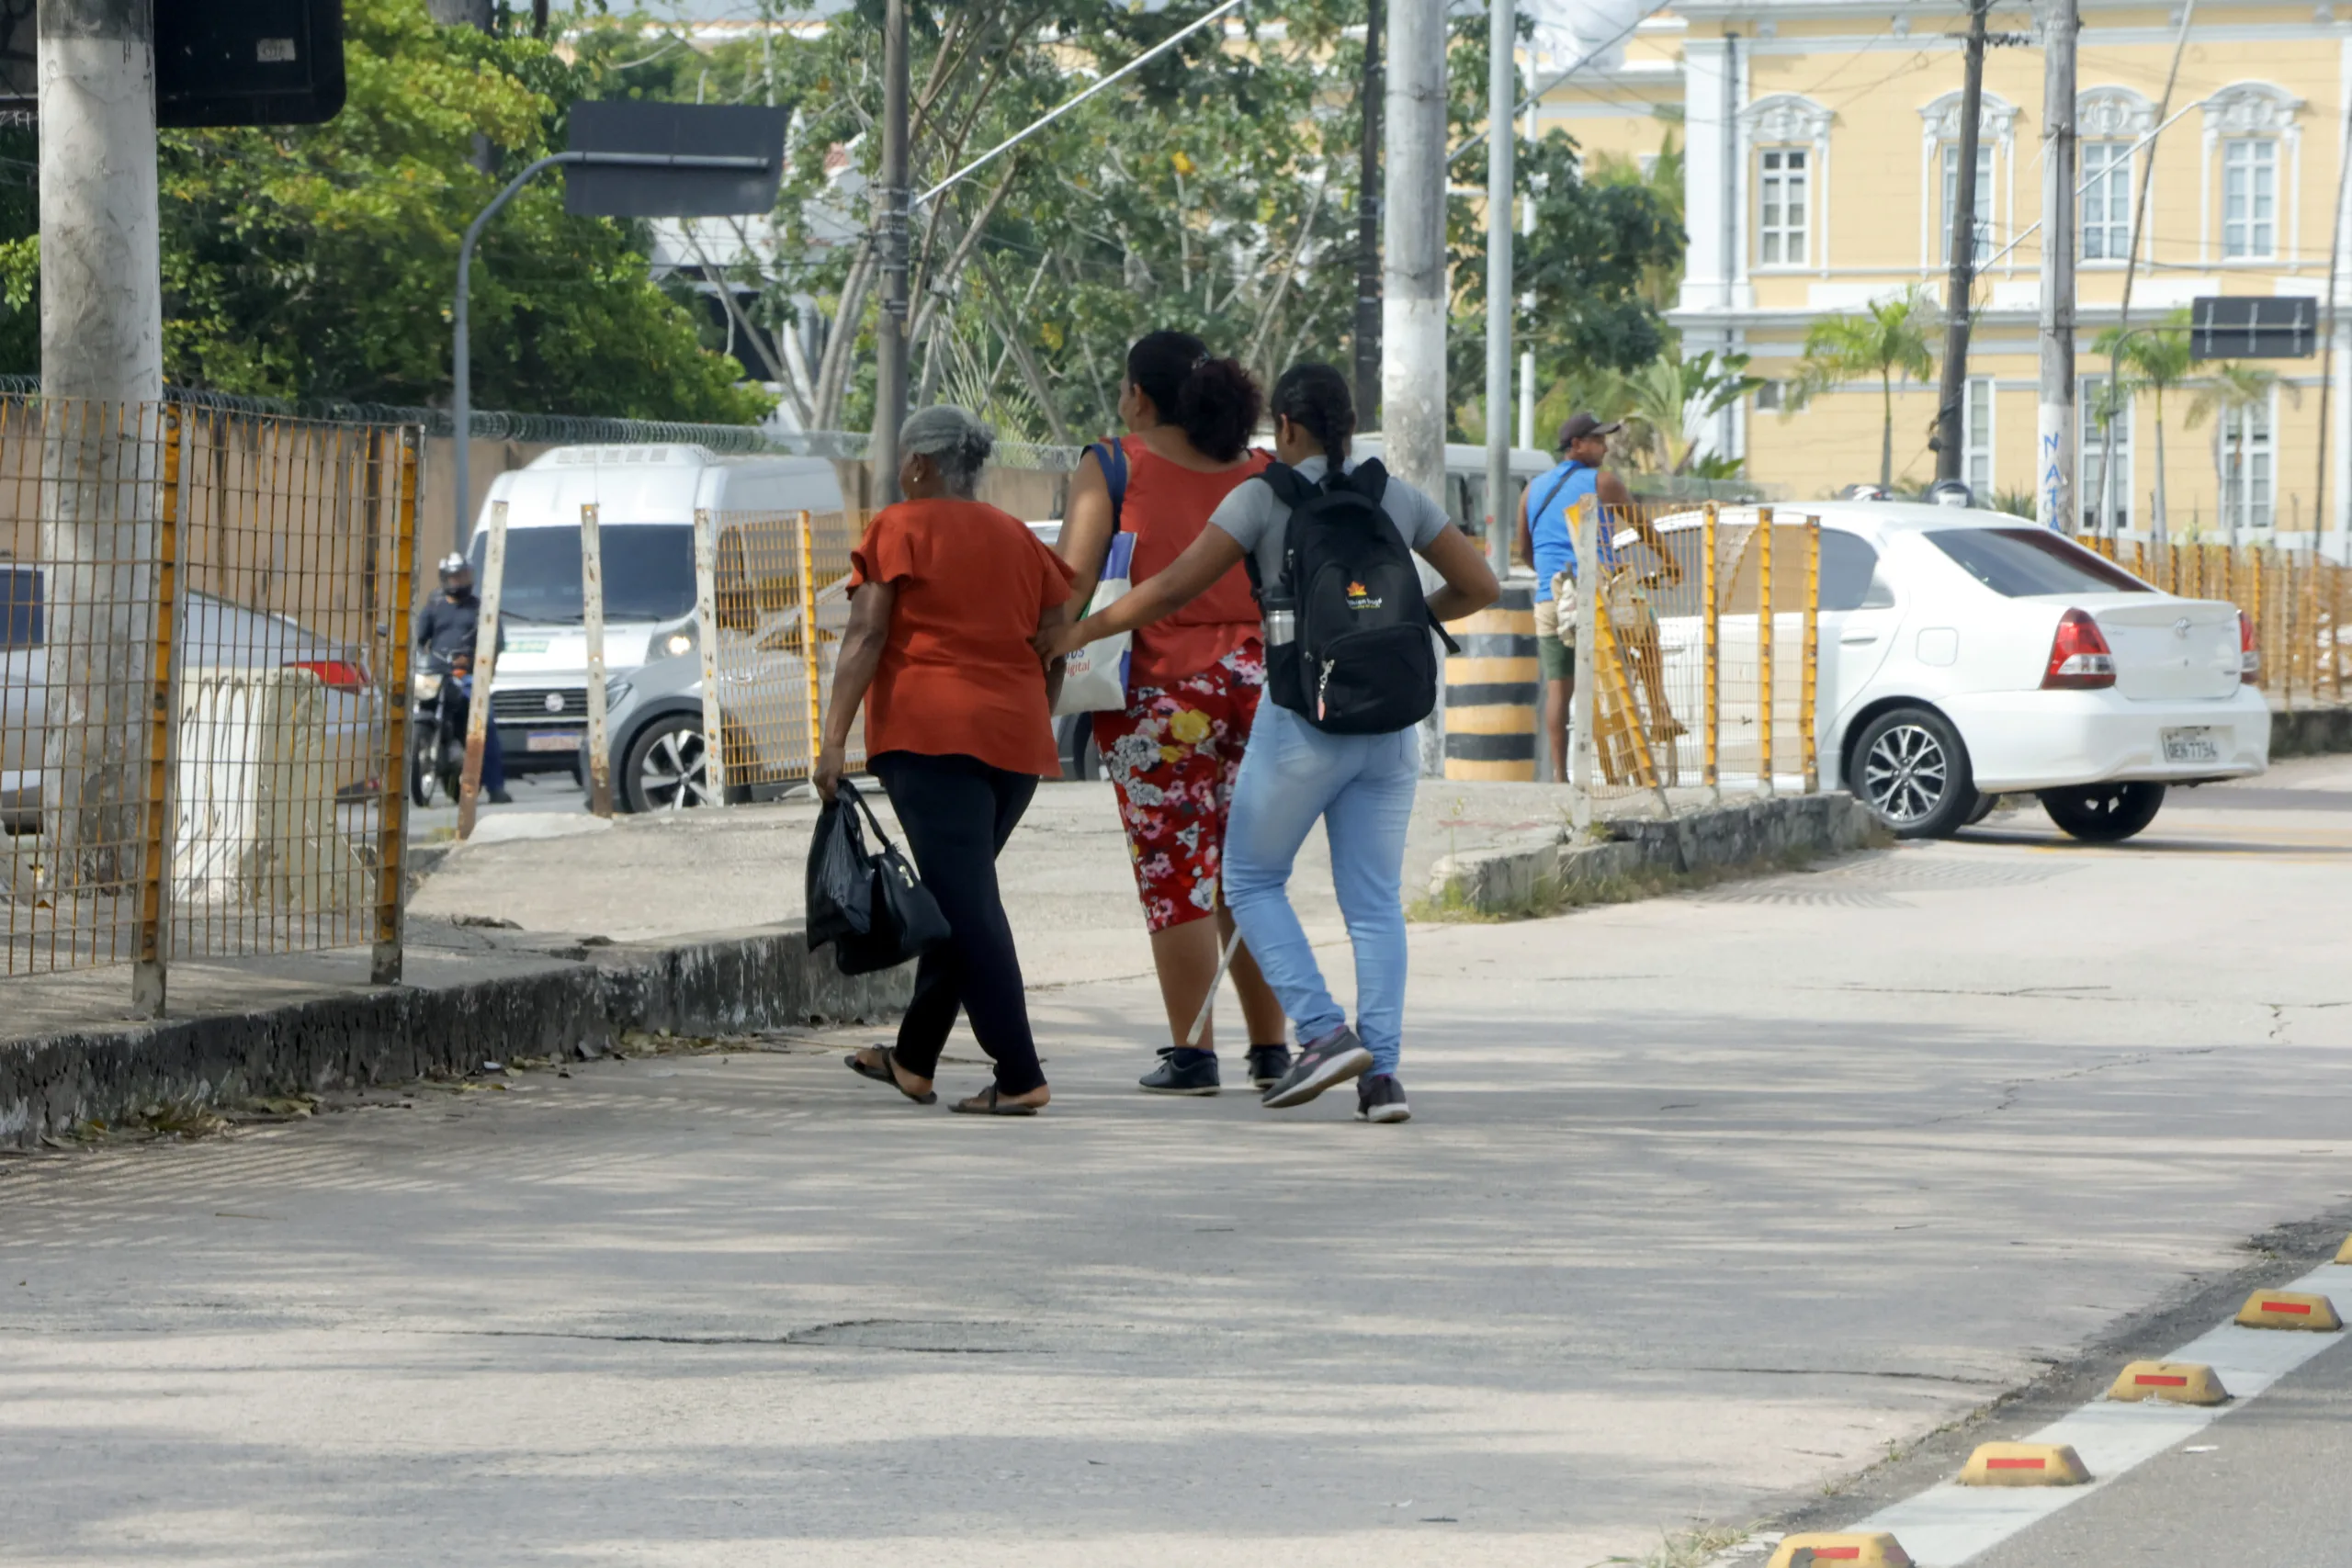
[2238,609,2259,683]
[2041,608,2115,690]
[285,659,370,692]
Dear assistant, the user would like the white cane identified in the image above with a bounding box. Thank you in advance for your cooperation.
[1183,926,1248,1049]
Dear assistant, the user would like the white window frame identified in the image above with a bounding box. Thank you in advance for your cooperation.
[1757,146,1810,268]
[2220,392,2275,533]
[2079,375,2132,533]
[2199,84,2302,267]
[2220,138,2278,260]
[1939,141,1996,265]
[1962,377,1995,496]
[2080,140,2134,263]
[1917,91,2018,275]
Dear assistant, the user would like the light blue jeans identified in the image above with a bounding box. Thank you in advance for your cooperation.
[1221,703,1419,1076]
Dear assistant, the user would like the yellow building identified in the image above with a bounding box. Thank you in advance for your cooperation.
[1542,0,2351,538]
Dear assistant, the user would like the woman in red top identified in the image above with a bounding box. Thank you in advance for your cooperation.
[1057,331,1291,1098]
[817,406,1074,1116]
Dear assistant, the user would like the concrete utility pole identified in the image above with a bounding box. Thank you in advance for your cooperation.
[1933,0,1988,486]
[1384,0,1447,500]
[2037,0,2078,532]
[1353,0,1385,427]
[1484,0,1516,580]
[870,0,911,507]
[38,0,165,901]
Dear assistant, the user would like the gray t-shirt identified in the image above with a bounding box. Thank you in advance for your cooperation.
[1209,455,1451,595]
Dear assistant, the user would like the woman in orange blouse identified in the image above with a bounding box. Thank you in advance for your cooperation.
[816,406,1074,1115]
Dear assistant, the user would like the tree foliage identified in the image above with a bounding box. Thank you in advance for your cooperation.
[0,0,770,422]
[1793,289,1939,489]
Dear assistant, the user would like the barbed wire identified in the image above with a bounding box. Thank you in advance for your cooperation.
[0,377,1084,470]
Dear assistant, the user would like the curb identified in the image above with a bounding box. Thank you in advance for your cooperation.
[0,924,911,1148]
[1425,794,1885,915]
[2269,703,2352,757]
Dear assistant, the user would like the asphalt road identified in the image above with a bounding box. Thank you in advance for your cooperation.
[2,759,2348,1566]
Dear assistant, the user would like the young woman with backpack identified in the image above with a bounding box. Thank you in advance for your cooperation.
[1053,331,1294,1099]
[1037,363,1498,1123]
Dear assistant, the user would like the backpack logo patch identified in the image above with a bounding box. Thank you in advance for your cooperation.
[1345,580,1383,611]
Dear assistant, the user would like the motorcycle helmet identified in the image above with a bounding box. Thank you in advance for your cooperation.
[436,551,471,592]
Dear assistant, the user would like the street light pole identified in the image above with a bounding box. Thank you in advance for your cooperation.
[451,149,772,548]
[871,0,911,507]
[1354,0,1385,427]
[1484,0,1517,580]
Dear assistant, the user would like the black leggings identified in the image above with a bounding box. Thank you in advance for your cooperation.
[868,750,1046,1096]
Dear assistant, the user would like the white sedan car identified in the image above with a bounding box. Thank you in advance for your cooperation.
[1639,502,2267,841]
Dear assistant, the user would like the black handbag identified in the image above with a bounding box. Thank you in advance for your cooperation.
[808,778,951,976]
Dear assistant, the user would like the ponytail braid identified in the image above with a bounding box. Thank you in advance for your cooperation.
[1269,362,1355,472]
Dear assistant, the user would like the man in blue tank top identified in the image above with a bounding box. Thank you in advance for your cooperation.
[1517,412,1633,781]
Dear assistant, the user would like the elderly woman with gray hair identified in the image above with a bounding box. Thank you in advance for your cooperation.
[816,405,1076,1115]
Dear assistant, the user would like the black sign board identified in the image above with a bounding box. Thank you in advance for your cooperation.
[2189,295,2317,360]
[564,102,788,219]
[0,0,345,128]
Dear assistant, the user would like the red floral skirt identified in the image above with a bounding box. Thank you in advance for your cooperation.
[1091,641,1265,932]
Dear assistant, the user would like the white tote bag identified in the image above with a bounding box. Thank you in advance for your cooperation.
[1052,531,1133,716]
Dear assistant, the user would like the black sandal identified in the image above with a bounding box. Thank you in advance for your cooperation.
[950,1085,1041,1117]
[848,1046,936,1105]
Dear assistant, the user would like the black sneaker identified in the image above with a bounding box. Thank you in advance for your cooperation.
[1260,1026,1373,1110]
[1139,1046,1220,1096]
[1355,1074,1410,1124]
[1245,1043,1292,1090]
[487,788,514,805]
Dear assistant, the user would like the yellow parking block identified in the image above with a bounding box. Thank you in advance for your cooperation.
[2107,1360,2230,1404]
[1766,1534,1914,1568]
[1957,1441,2092,1486]
[2335,1234,2352,1265]
[2234,1290,2344,1331]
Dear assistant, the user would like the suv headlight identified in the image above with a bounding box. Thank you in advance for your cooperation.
[412,671,443,700]
[660,628,695,659]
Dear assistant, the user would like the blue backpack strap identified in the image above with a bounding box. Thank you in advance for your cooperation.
[1086,437,1130,531]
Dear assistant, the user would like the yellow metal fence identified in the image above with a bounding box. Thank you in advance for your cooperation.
[694,507,865,795]
[0,397,420,1000]
[2085,536,2349,705]
[1566,500,1826,816]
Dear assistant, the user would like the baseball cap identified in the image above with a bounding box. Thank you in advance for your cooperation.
[1555,412,1623,449]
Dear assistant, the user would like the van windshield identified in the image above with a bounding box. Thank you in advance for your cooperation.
[472,524,696,623]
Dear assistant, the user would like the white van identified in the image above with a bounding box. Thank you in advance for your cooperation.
[468,444,842,775]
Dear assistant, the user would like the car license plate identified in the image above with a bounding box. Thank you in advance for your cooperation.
[2161,726,2222,764]
[526,730,578,752]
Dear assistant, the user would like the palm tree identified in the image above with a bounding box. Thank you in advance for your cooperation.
[2185,363,2302,546]
[1792,289,1939,490]
[2093,310,2193,546]
[1620,348,1765,474]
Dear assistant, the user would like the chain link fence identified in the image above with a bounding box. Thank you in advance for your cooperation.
[0,395,419,1000]
[688,507,863,799]
[1552,500,1826,820]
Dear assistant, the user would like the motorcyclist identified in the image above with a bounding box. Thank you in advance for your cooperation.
[414,552,511,804]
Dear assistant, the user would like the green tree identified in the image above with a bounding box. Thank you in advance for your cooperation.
[1792,289,1939,490]
[0,0,770,423]
[2092,308,2192,542]
[2185,361,2301,544]
[1619,348,1762,474]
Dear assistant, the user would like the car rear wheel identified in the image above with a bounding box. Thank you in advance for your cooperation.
[1851,705,1976,840]
[2037,782,2165,842]
[623,716,713,813]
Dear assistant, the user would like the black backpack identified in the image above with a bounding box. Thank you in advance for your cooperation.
[1245,459,1459,736]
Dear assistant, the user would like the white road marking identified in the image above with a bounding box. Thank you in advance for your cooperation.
[1843,1263,2352,1566]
